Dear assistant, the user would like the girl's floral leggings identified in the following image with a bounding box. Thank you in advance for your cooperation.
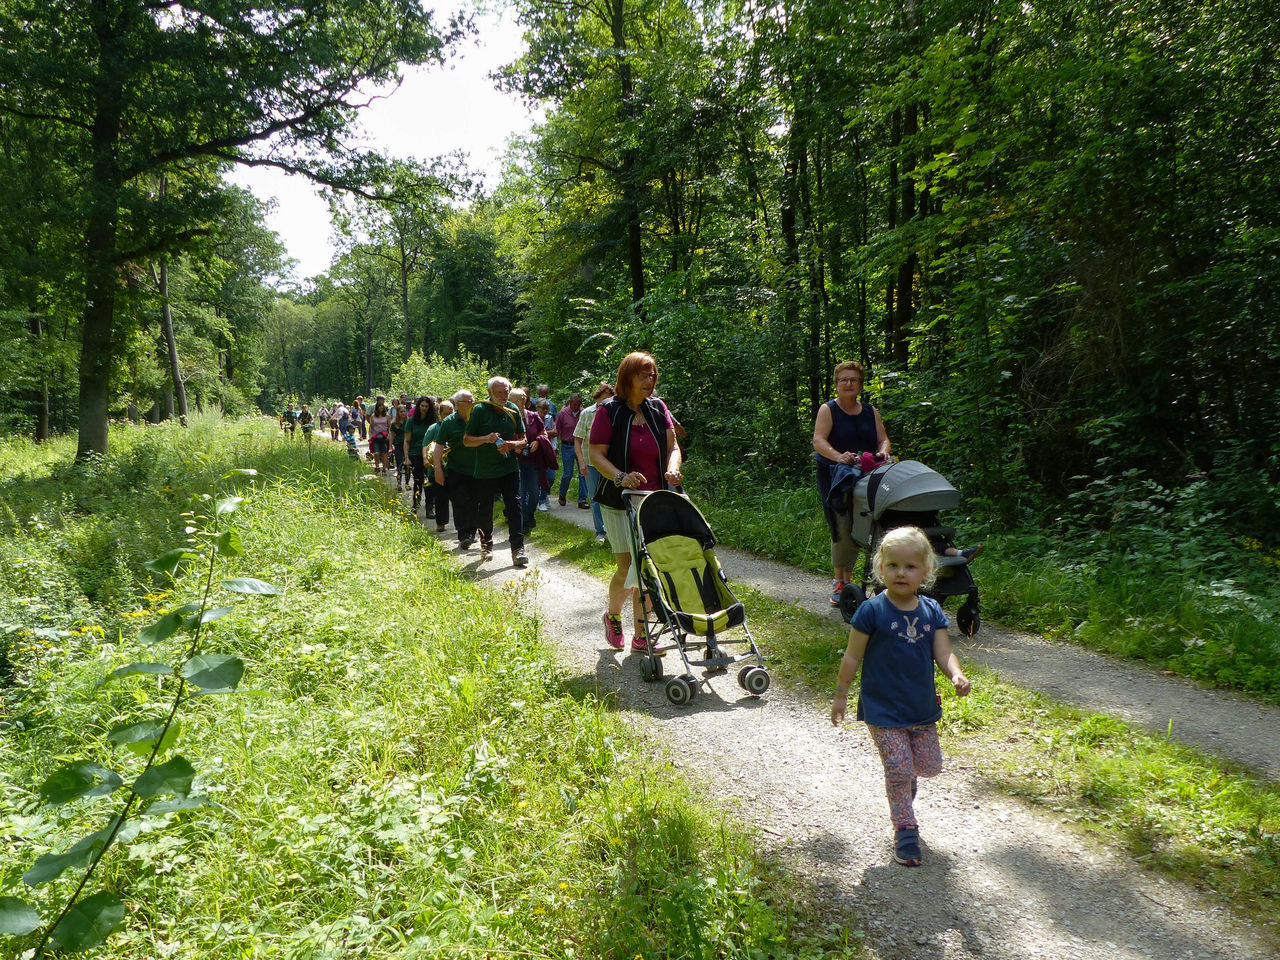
[866,722,942,829]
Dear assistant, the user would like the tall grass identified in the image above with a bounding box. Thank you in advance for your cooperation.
[1,418,849,958]
[682,465,1280,701]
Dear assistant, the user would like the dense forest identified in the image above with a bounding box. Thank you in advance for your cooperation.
[4,3,1280,955]
[3,0,1278,525]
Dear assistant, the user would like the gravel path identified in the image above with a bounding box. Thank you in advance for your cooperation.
[388,474,1279,959]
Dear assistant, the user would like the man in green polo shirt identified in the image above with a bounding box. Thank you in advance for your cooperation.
[434,390,479,549]
[463,377,528,567]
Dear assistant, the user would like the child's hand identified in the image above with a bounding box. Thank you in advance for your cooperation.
[830,692,847,725]
[952,672,971,698]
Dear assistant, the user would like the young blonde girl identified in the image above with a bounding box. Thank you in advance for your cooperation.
[830,525,970,867]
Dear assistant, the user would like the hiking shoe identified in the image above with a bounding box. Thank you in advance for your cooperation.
[830,580,846,606]
[578,501,589,509]
[513,549,529,568]
[602,613,625,650]
[480,543,493,562]
[558,495,567,506]
[894,826,922,867]
[459,537,474,550]
[595,532,608,545]
[436,522,447,533]
[958,545,984,563]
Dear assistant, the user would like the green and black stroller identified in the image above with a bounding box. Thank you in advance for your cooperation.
[623,489,770,706]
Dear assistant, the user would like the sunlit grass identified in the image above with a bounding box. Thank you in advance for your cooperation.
[0,419,852,959]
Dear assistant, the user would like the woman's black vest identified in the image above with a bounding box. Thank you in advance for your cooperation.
[591,396,670,510]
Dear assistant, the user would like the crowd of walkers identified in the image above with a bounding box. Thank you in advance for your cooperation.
[284,375,646,571]
[279,354,990,871]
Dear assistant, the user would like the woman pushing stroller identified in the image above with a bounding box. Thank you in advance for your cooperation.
[589,351,683,652]
[813,360,981,607]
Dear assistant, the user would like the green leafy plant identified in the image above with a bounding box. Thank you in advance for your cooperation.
[0,468,280,956]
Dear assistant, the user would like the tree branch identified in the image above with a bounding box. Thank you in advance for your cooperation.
[0,101,93,133]
[207,151,389,201]
[116,228,213,266]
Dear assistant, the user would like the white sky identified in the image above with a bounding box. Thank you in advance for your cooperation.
[228,8,539,282]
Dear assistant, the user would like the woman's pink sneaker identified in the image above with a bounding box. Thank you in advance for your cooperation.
[602,613,625,649]
[631,632,650,653]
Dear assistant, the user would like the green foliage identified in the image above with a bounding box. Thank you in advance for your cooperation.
[1,420,846,958]
[390,350,494,401]
[2,459,275,956]
[0,0,466,455]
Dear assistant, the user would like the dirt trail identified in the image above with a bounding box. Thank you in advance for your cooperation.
[386,470,1278,960]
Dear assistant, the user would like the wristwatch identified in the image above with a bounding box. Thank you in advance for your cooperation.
[614,470,626,486]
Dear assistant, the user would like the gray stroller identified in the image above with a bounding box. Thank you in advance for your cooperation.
[836,459,982,636]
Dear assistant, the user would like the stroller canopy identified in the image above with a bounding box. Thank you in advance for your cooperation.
[856,460,960,521]
[631,489,717,547]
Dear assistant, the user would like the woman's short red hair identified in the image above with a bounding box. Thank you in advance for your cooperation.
[614,351,658,401]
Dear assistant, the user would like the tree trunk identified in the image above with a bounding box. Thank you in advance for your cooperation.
[890,0,920,367]
[610,0,645,313]
[778,124,805,408]
[892,101,917,367]
[76,0,127,459]
[400,240,413,357]
[27,312,49,441]
[157,258,188,425]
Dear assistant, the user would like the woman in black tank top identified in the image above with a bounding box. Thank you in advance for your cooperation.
[812,361,891,606]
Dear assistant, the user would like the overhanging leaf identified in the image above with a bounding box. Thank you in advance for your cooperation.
[38,763,123,806]
[136,610,184,646]
[23,825,113,886]
[98,662,172,686]
[136,604,200,650]
[0,896,41,935]
[221,577,282,596]
[216,495,243,517]
[133,756,196,799]
[107,720,179,757]
[48,891,125,952]
[145,795,214,815]
[197,606,235,625]
[181,654,244,692]
[214,529,243,556]
[141,548,196,576]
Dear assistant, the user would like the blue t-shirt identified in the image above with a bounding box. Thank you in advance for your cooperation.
[851,592,950,728]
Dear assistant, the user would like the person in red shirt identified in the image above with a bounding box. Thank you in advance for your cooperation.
[589,353,682,652]
[553,392,585,506]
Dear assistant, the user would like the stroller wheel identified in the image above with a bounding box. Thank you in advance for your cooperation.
[740,666,770,696]
[838,583,864,624]
[957,601,981,638]
[640,655,663,682]
[664,675,695,706]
